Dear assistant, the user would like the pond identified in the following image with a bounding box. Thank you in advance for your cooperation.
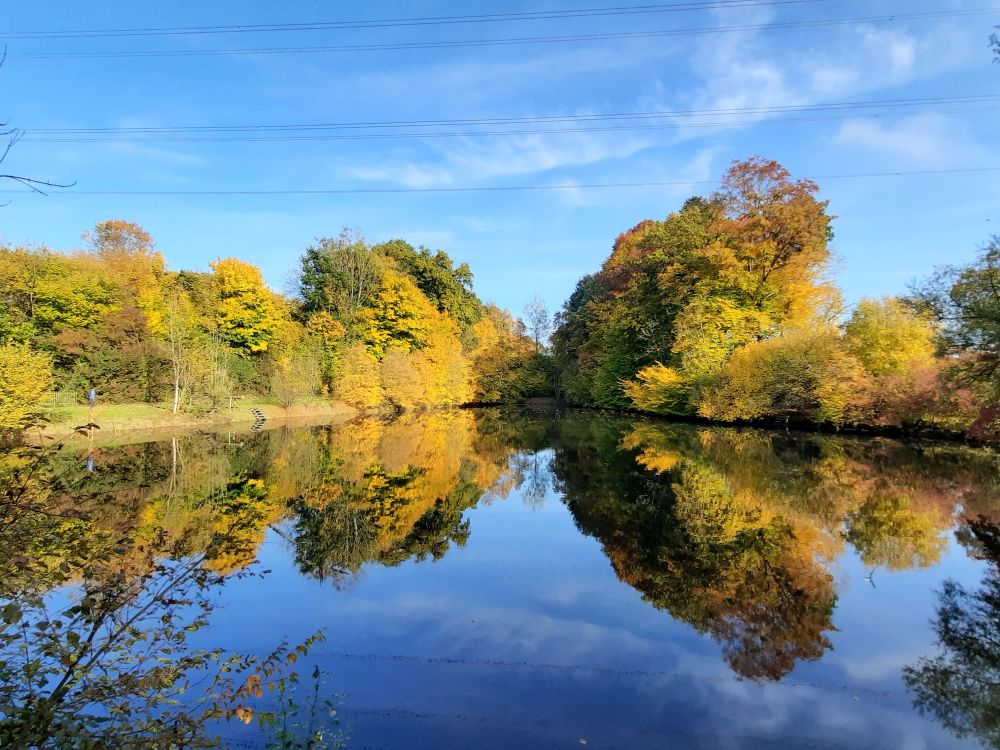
[4,408,1000,749]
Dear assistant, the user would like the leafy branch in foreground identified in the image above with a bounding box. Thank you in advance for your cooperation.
[0,438,338,749]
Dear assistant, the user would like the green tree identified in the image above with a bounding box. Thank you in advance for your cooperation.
[299,229,383,320]
[375,239,482,328]
[913,237,1000,392]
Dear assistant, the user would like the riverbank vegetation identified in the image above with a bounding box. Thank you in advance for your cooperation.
[552,157,1000,441]
[0,224,550,432]
[4,158,998,443]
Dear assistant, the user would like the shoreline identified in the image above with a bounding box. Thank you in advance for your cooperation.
[25,400,359,446]
[529,400,990,447]
[22,397,992,450]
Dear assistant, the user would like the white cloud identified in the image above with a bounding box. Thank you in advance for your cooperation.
[344,131,653,188]
[664,12,987,148]
[834,113,990,165]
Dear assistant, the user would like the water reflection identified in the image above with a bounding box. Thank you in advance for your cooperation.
[905,516,1000,749]
[0,437,332,748]
[528,415,1000,681]
[5,408,1000,747]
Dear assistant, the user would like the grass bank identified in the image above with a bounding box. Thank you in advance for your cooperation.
[30,398,358,444]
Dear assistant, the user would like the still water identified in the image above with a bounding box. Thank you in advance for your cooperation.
[14,408,1000,748]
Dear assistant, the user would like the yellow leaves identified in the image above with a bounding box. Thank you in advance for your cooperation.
[623,363,687,414]
[135,284,167,337]
[414,322,473,407]
[335,342,384,410]
[358,269,437,359]
[0,247,120,333]
[0,343,53,429]
[242,674,264,699]
[692,326,875,426]
[84,219,165,301]
[380,346,424,410]
[619,426,683,473]
[210,257,279,354]
[847,494,948,570]
[672,462,772,546]
[307,311,346,344]
[671,298,775,387]
[844,297,937,376]
[234,706,254,724]
[468,305,536,403]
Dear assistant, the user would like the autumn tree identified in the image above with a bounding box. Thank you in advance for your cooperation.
[269,336,323,409]
[0,247,119,336]
[358,269,437,358]
[469,306,540,402]
[162,283,199,414]
[83,219,165,301]
[210,257,279,355]
[380,347,425,410]
[555,157,836,413]
[54,306,169,403]
[375,239,483,329]
[335,342,383,410]
[0,343,52,429]
[844,298,937,376]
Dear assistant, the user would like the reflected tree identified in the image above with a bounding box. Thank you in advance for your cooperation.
[0,439,333,748]
[904,516,1000,748]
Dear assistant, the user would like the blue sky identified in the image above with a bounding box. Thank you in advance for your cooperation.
[1,0,998,316]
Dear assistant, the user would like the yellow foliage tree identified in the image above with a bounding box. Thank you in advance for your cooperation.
[0,247,119,334]
[358,269,436,358]
[210,257,279,354]
[0,343,53,429]
[468,306,536,402]
[306,311,347,392]
[84,219,165,301]
[335,342,384,409]
[846,494,947,570]
[380,346,425,410]
[414,319,472,406]
[623,363,687,414]
[699,328,869,425]
[844,297,937,376]
[671,298,776,398]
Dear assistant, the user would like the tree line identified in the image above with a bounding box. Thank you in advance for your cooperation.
[551,157,1000,441]
[0,223,553,430]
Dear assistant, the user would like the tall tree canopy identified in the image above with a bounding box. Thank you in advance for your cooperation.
[553,157,990,438]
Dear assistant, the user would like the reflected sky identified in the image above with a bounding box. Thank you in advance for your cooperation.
[36,410,1000,748]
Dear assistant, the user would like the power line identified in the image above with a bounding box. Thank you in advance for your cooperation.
[19,108,1000,144]
[4,167,999,196]
[1,0,833,39]
[9,8,998,59]
[22,94,1000,136]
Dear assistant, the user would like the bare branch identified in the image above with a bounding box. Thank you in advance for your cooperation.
[0,45,75,200]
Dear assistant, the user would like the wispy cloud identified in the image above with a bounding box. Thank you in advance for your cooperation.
[344,130,653,188]
[834,113,991,165]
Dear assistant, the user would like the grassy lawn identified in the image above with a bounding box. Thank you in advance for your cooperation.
[39,397,355,436]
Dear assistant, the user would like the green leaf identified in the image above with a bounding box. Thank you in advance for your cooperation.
[1,603,21,625]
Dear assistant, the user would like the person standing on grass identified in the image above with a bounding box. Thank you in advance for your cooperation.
[88,387,96,414]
